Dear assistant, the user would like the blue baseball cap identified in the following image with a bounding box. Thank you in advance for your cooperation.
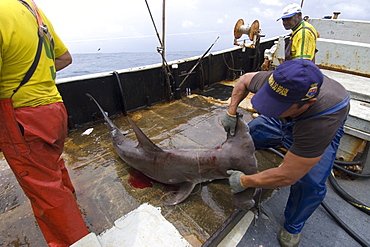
[251,59,323,117]
[277,3,302,21]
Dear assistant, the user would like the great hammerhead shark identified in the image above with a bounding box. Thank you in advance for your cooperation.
[87,94,258,209]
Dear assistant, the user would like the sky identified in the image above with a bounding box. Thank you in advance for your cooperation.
[35,0,370,54]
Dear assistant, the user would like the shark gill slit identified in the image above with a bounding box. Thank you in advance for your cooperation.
[192,152,202,195]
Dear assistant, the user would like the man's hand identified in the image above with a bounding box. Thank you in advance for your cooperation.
[227,170,247,194]
[221,111,237,136]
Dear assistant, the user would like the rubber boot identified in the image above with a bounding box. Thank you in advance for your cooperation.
[278,227,301,247]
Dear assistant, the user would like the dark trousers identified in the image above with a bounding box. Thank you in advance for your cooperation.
[248,115,344,233]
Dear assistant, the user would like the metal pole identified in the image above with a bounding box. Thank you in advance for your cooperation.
[144,0,163,47]
[144,0,174,101]
[161,0,172,101]
[162,0,166,64]
[178,36,219,89]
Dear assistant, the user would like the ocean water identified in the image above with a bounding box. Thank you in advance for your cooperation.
[56,51,203,79]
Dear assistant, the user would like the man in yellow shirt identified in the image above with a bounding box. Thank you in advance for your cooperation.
[0,0,88,246]
[262,3,318,70]
[278,3,318,61]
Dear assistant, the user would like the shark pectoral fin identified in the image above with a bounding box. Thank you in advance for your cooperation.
[163,182,196,206]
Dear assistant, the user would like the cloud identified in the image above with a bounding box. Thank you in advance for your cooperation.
[34,0,370,53]
[182,20,199,29]
[177,0,199,10]
[333,3,367,18]
[251,7,279,20]
[259,0,283,6]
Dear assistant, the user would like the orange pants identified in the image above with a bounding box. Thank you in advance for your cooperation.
[0,99,88,247]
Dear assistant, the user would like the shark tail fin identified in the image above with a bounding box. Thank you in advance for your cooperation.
[86,93,117,131]
[127,117,164,152]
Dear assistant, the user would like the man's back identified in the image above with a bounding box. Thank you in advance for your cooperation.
[0,0,67,108]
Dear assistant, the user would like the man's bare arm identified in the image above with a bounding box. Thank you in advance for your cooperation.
[55,50,72,71]
[227,72,258,115]
[240,151,322,189]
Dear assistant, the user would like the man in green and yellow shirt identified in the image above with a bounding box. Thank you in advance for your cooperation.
[262,3,318,70]
[277,3,318,61]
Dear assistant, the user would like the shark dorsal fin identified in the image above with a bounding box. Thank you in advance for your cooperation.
[127,117,164,152]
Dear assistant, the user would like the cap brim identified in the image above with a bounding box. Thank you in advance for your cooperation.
[251,82,294,117]
[276,12,297,21]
